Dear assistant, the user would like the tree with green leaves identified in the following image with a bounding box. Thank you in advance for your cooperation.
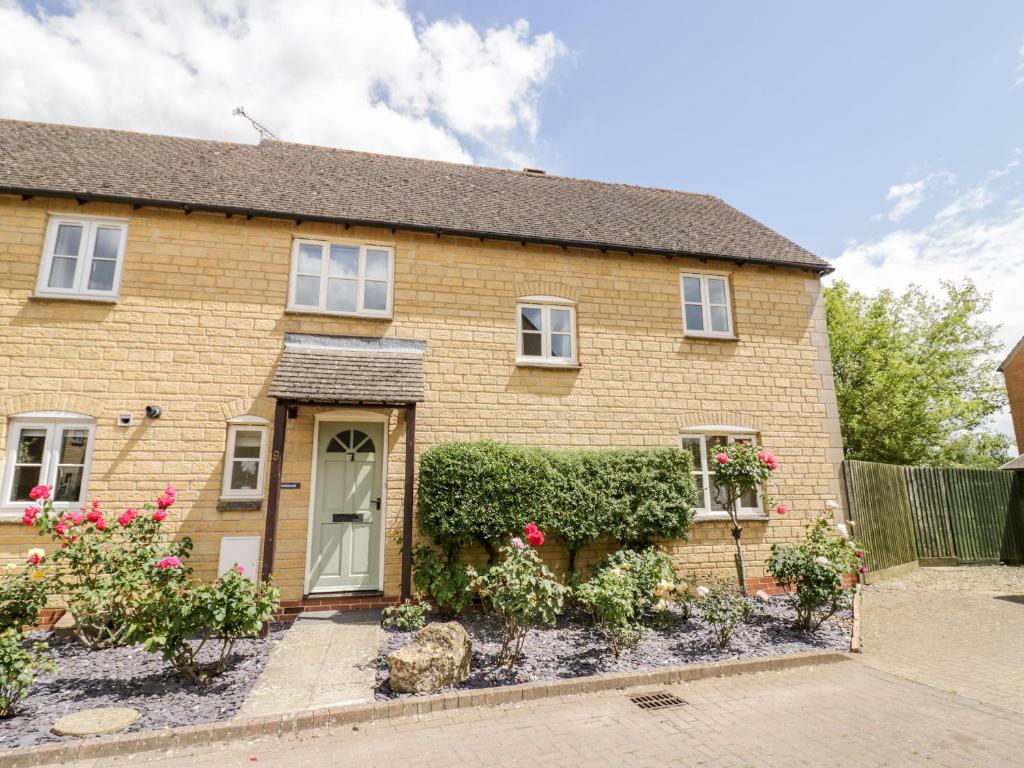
[824,280,1010,467]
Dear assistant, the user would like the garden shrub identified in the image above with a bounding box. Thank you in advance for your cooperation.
[0,628,55,718]
[766,517,864,631]
[412,545,472,615]
[696,578,747,648]
[0,559,49,631]
[418,442,697,566]
[133,565,279,684]
[381,594,430,632]
[24,484,192,649]
[467,525,566,667]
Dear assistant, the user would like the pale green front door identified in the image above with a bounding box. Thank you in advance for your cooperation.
[310,423,384,592]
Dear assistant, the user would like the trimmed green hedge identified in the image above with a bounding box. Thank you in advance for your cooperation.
[417,441,697,566]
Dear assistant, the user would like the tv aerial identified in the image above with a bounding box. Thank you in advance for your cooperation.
[233,106,279,141]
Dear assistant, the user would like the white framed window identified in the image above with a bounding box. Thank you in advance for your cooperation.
[222,418,269,499]
[287,239,394,317]
[516,296,578,366]
[680,272,734,337]
[2,413,96,511]
[680,431,763,520]
[36,216,128,300]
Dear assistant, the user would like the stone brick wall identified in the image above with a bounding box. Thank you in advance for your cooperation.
[0,195,846,602]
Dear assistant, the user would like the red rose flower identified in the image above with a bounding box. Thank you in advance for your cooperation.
[156,486,177,509]
[95,518,107,531]
[715,453,729,465]
[118,508,138,527]
[22,506,40,526]
[524,523,545,547]
[153,509,167,523]
[27,552,41,566]
[775,504,789,516]
[28,485,50,501]
[86,509,102,524]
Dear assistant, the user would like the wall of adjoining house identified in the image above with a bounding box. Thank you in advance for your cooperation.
[0,195,846,602]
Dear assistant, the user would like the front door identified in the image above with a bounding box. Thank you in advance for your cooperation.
[309,422,384,593]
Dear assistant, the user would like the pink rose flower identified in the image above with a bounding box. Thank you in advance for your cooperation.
[235,564,245,575]
[28,485,50,501]
[95,518,107,531]
[855,550,864,559]
[858,565,868,574]
[153,509,167,523]
[715,453,729,465]
[156,486,177,509]
[54,521,67,537]
[22,506,40,526]
[86,509,102,524]
[775,504,789,516]
[510,537,525,549]
[70,511,84,525]
[156,556,182,569]
[118,508,138,527]
[27,552,41,566]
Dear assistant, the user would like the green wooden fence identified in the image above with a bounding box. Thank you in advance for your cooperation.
[844,460,1024,572]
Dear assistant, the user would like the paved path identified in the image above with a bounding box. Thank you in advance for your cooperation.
[235,610,382,718]
[92,568,1024,767]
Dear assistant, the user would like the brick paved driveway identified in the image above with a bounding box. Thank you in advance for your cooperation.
[96,568,1024,768]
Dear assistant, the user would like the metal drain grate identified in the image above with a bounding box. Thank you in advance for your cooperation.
[629,691,687,711]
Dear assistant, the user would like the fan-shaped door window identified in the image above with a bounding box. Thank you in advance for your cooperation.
[326,429,376,455]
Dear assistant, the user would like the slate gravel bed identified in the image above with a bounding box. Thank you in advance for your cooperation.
[0,624,289,750]
[377,596,851,697]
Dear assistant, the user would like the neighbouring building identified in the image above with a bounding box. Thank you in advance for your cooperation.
[0,119,846,617]
[1000,337,1024,471]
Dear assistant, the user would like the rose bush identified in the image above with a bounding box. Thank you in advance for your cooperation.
[25,484,193,649]
[467,525,566,667]
[766,517,864,631]
[0,558,55,718]
[695,578,748,648]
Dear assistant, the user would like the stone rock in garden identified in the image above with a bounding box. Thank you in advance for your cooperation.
[387,622,471,693]
[51,707,140,737]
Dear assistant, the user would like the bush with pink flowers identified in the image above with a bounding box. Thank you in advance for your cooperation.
[467,525,567,667]
[23,484,192,649]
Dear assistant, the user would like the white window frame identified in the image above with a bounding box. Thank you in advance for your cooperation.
[287,238,395,318]
[1,412,96,515]
[516,296,578,366]
[679,271,734,338]
[35,215,129,301]
[221,418,270,500]
[680,430,765,521]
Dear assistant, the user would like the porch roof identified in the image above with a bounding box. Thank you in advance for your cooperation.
[1001,454,1024,471]
[268,334,425,405]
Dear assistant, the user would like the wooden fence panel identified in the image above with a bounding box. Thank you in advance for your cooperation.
[946,468,1014,563]
[904,467,956,564]
[844,460,917,573]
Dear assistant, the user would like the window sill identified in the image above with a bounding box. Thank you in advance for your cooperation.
[30,294,118,305]
[694,511,768,523]
[217,498,264,512]
[284,308,393,321]
[515,359,581,370]
[683,333,739,342]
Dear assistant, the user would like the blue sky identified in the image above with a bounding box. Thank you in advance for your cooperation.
[3,0,1022,447]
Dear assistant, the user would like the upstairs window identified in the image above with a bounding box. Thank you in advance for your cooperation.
[288,239,394,317]
[36,216,128,300]
[680,272,733,337]
[516,296,577,366]
[2,413,96,509]
[222,419,269,499]
[680,432,763,520]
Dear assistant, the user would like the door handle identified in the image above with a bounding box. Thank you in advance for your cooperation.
[371,497,381,511]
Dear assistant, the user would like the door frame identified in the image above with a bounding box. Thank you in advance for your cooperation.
[303,409,390,595]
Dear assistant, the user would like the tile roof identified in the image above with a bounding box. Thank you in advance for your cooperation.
[0,119,831,272]
[268,334,425,404]
[1001,454,1024,471]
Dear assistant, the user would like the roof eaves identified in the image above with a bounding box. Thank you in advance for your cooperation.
[999,336,1024,372]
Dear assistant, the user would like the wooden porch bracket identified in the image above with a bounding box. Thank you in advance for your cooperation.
[261,398,289,582]
[401,402,417,601]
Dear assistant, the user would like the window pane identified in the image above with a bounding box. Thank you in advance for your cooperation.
[521,307,542,332]
[709,435,728,451]
[710,481,730,511]
[710,305,730,333]
[740,487,759,509]
[230,460,259,490]
[294,275,321,306]
[707,278,727,305]
[16,429,46,464]
[550,308,572,333]
[550,334,571,358]
[87,259,116,292]
[58,429,88,464]
[694,473,706,506]
[48,256,77,289]
[681,437,702,467]
[684,304,704,331]
[53,465,83,502]
[93,227,121,260]
[326,279,358,312]
[521,332,542,357]
[233,430,262,459]
[11,466,42,502]
[328,245,359,277]
[682,276,702,303]
[365,249,389,280]
[363,281,388,311]
[297,243,322,274]
[54,224,83,256]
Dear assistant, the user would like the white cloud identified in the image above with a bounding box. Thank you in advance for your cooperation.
[884,180,927,222]
[832,156,1024,451]
[0,0,566,164]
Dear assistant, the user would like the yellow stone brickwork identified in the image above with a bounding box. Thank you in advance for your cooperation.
[0,195,846,601]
